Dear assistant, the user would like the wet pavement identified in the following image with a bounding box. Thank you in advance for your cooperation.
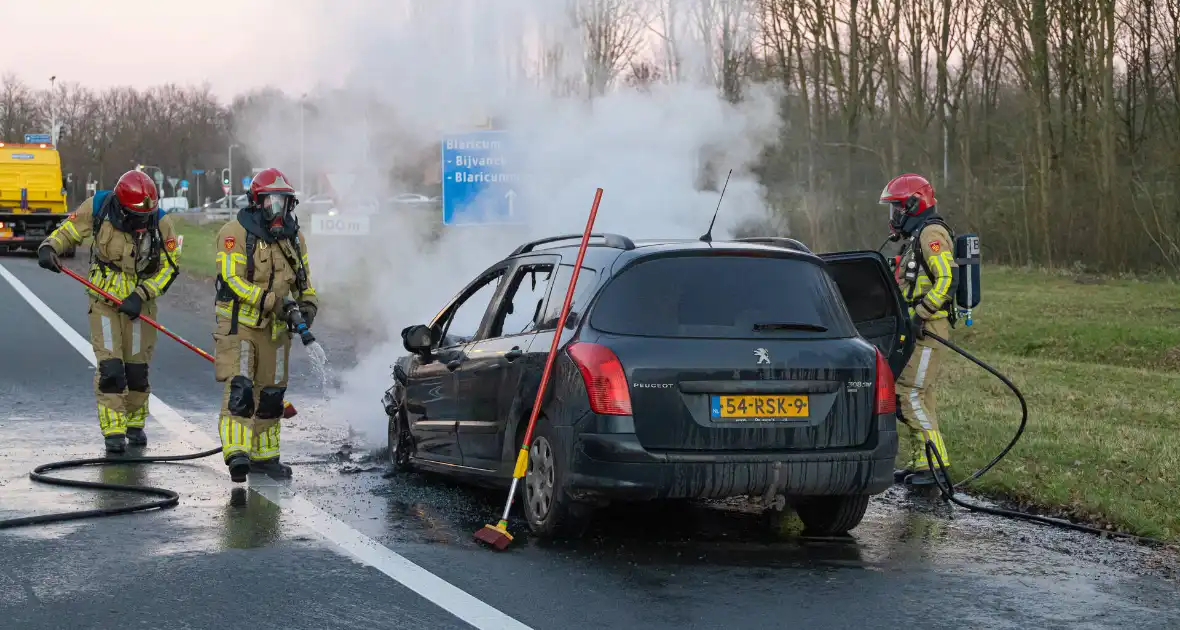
[1,255,1178,630]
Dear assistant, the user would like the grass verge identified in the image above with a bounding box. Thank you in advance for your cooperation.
[922,267,1180,541]
[170,215,228,279]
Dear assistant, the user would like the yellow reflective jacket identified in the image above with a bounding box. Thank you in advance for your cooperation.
[42,195,181,303]
[896,221,957,321]
[214,219,317,333]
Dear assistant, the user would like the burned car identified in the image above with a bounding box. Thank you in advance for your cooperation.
[382,233,915,538]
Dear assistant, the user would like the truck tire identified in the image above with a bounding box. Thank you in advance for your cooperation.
[792,494,871,536]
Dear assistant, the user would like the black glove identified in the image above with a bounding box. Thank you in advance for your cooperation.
[119,290,144,320]
[37,246,61,273]
[911,313,926,340]
[299,301,317,328]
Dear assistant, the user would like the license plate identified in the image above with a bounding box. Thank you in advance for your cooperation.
[711,394,809,420]
[0,229,12,239]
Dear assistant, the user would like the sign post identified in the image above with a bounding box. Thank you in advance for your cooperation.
[441,130,519,225]
[192,169,204,206]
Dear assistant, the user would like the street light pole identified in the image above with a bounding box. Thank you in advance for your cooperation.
[49,76,57,146]
[299,93,306,195]
[228,143,240,207]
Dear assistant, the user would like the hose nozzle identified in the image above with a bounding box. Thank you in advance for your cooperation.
[281,298,316,345]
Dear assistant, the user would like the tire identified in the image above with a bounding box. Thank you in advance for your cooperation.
[792,494,871,536]
[522,419,592,538]
[386,409,413,473]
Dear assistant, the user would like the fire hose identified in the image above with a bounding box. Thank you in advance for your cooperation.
[0,267,296,530]
[919,330,1170,548]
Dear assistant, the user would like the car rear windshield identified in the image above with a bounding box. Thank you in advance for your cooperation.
[590,253,857,339]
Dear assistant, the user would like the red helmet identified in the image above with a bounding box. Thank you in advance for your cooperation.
[114,170,159,214]
[248,167,297,220]
[880,173,936,233]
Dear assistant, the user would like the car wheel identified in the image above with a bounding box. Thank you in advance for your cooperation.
[386,409,413,473]
[792,494,871,536]
[523,420,591,538]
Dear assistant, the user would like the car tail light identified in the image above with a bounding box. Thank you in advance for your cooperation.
[874,348,896,415]
[567,342,632,416]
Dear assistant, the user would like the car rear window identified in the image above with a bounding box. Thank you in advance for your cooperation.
[590,254,857,339]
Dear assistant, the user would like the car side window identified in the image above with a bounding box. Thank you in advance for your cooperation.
[537,265,597,329]
[488,264,556,339]
[438,271,506,348]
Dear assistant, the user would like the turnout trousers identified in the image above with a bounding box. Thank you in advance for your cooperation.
[213,317,292,464]
[87,298,158,437]
[896,317,952,471]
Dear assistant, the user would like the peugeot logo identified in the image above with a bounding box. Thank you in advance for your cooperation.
[754,348,770,364]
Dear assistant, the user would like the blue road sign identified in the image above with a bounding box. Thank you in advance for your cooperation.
[180,179,189,189]
[24,133,51,144]
[441,130,519,225]
[192,169,205,175]
[241,176,252,190]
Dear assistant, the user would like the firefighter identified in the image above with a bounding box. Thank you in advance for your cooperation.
[880,173,959,487]
[213,167,318,482]
[37,170,181,453]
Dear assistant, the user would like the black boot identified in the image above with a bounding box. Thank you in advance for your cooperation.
[126,427,147,447]
[226,454,251,483]
[250,457,293,480]
[904,469,949,488]
[105,435,126,454]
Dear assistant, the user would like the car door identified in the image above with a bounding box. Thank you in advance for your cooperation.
[454,256,559,471]
[406,267,507,467]
[819,250,915,377]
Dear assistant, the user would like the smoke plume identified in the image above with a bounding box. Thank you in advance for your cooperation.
[235,0,786,445]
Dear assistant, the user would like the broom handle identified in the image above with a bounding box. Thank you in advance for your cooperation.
[61,266,215,363]
[519,187,603,450]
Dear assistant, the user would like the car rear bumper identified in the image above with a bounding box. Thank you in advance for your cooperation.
[566,415,897,502]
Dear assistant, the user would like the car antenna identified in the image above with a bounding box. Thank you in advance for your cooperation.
[699,168,732,244]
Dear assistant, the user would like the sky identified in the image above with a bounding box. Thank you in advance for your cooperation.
[2,0,341,100]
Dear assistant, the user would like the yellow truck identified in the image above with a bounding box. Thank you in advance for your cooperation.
[0,141,73,256]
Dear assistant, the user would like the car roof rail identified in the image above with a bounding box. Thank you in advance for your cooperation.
[732,236,813,254]
[510,233,636,256]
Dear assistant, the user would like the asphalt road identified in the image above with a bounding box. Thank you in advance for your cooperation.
[1,254,1177,630]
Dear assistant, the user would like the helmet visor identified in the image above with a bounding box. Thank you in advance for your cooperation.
[260,194,292,220]
[123,196,157,214]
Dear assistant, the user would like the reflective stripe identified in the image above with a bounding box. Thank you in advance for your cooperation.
[217,251,263,304]
[251,423,281,460]
[908,389,933,430]
[217,248,267,327]
[61,220,81,242]
[131,320,141,356]
[100,315,114,351]
[239,341,251,377]
[219,414,252,458]
[275,347,285,382]
[97,404,127,436]
[909,429,950,467]
[125,406,147,428]
[922,251,955,314]
[913,346,932,388]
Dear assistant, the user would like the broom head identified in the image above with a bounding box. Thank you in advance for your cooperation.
[473,520,514,550]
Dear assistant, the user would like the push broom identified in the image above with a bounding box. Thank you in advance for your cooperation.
[61,266,298,419]
[473,186,604,551]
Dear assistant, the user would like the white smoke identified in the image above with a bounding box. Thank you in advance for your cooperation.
[236,0,786,445]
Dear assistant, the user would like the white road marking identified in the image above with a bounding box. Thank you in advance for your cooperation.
[0,262,532,630]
